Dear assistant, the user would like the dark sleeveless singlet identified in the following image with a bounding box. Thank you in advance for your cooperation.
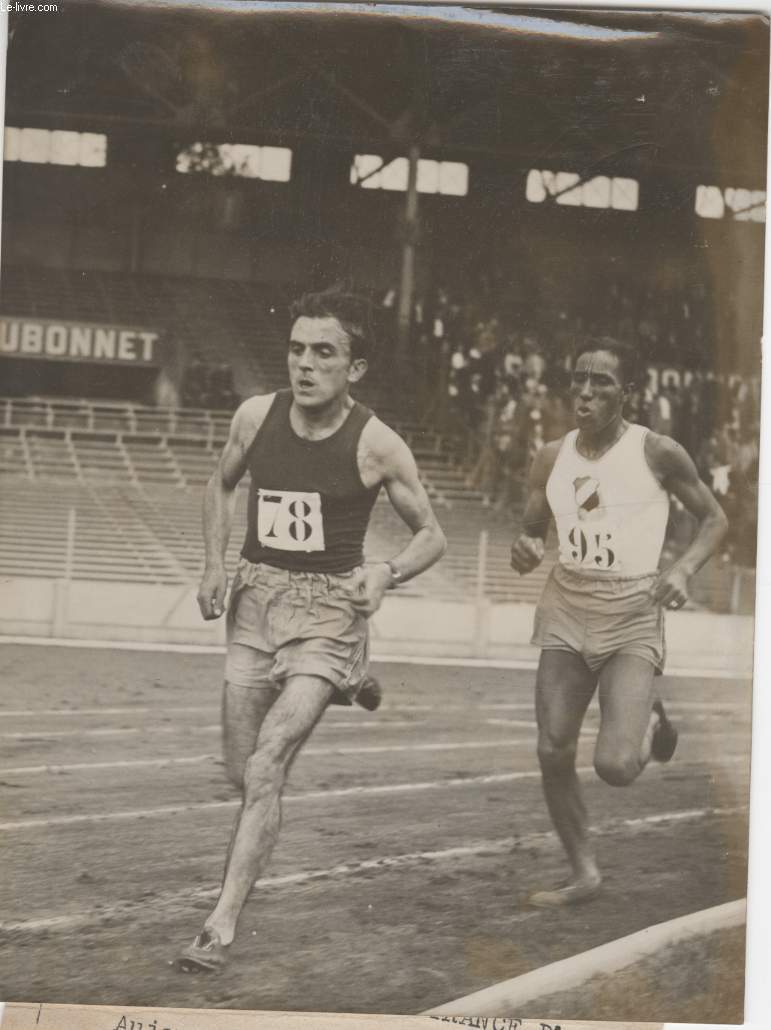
[241,390,381,573]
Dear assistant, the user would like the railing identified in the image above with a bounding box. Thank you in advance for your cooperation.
[0,396,451,455]
[1,397,233,447]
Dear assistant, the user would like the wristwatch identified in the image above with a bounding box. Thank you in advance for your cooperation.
[385,560,403,587]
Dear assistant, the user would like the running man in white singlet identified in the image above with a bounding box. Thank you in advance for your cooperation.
[510,339,728,907]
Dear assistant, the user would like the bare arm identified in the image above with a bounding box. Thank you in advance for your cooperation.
[352,420,447,615]
[647,433,729,606]
[510,442,560,574]
[380,435,447,582]
[198,395,273,620]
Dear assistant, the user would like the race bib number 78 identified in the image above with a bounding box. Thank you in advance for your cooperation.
[257,489,326,552]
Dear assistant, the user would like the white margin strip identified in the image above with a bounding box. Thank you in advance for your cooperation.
[423,897,747,1016]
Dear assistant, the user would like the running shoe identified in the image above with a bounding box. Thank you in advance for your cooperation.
[354,675,382,712]
[176,929,229,973]
[651,699,678,762]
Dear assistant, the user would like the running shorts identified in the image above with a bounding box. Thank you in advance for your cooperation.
[225,558,370,705]
[531,563,665,675]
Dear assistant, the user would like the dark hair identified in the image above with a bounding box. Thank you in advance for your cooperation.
[289,285,375,362]
[572,336,640,388]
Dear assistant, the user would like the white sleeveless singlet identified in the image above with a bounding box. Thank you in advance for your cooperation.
[545,424,669,576]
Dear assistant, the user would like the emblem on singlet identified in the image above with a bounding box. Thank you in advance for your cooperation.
[256,489,326,552]
[566,476,617,570]
[573,476,603,520]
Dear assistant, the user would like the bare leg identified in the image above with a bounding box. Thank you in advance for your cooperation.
[594,654,658,787]
[222,681,277,788]
[531,649,601,907]
[203,674,334,946]
[216,681,277,880]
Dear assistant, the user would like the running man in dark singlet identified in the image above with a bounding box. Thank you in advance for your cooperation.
[510,338,728,907]
[176,286,446,971]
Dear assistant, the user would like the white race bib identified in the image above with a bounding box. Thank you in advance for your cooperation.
[256,489,326,552]
[563,521,619,571]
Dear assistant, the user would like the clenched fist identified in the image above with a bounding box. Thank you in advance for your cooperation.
[348,562,392,618]
[510,534,545,575]
[650,564,689,610]
[197,565,228,620]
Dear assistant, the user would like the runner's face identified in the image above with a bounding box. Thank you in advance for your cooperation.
[288,316,366,409]
[571,351,626,431]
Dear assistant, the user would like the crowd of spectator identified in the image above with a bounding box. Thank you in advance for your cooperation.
[382,280,760,567]
[181,359,238,410]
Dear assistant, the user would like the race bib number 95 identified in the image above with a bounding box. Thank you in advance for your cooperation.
[257,489,326,552]
[565,524,617,571]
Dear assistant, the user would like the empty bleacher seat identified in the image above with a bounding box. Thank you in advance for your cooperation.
[0,396,751,612]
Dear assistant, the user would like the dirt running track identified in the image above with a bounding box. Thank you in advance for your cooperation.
[0,644,751,1021]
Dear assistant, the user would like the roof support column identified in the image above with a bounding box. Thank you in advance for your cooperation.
[396,143,420,370]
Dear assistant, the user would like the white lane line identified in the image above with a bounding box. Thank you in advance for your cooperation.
[0,725,221,740]
[0,636,752,679]
[482,701,748,715]
[0,720,417,740]
[306,739,530,756]
[0,773,532,830]
[0,636,228,654]
[0,705,423,719]
[0,755,219,776]
[323,720,417,730]
[656,700,751,711]
[0,706,218,718]
[375,655,752,680]
[0,739,533,777]
[485,718,592,739]
[0,703,463,718]
[0,710,748,739]
[0,698,748,719]
[1,805,747,935]
[480,703,533,712]
[485,718,751,741]
[0,758,747,832]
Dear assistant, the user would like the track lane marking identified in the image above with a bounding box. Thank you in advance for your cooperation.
[0,805,747,935]
[0,726,749,776]
[0,700,748,719]
[0,738,533,776]
[0,636,752,679]
[0,757,747,832]
[0,720,417,740]
[0,706,218,717]
[0,755,220,775]
[484,718,750,742]
[0,773,538,830]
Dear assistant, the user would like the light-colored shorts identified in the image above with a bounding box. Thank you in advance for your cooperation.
[531,563,665,675]
[225,558,370,705]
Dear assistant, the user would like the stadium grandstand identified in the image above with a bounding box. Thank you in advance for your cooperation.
[0,4,766,1023]
[0,3,764,617]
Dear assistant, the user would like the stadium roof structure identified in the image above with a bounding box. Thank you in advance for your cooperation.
[6,1,768,185]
